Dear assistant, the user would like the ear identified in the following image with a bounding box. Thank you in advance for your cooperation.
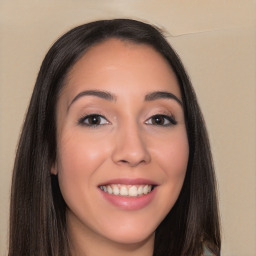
[51,162,58,175]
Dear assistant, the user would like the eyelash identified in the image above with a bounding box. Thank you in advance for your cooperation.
[78,114,110,127]
[78,113,177,127]
[145,114,177,126]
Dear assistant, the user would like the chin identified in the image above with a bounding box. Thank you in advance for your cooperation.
[97,218,157,245]
[104,229,155,246]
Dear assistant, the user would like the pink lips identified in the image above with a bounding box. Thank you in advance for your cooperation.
[98,178,158,210]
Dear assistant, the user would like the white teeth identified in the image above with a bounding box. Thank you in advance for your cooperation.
[129,185,138,197]
[100,184,153,197]
[120,186,129,196]
[143,185,149,194]
[137,185,143,195]
[112,185,119,195]
[107,186,112,194]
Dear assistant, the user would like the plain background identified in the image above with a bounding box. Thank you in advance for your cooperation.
[0,1,255,255]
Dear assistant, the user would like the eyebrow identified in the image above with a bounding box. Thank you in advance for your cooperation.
[68,90,116,111]
[68,89,182,111]
[145,91,183,106]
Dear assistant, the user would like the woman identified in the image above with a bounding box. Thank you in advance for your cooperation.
[9,19,221,256]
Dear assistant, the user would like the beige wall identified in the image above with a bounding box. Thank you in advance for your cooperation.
[0,1,255,255]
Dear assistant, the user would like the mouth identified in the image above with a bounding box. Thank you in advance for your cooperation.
[99,184,156,197]
[98,179,158,210]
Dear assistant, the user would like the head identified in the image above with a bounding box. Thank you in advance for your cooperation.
[9,19,220,256]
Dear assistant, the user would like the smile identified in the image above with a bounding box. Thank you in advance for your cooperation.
[99,184,154,197]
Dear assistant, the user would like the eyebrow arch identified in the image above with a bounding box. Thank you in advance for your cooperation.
[68,90,116,111]
[145,91,183,106]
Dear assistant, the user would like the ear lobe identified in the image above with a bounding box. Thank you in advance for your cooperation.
[51,163,58,175]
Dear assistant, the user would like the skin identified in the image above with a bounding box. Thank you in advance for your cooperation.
[53,39,189,256]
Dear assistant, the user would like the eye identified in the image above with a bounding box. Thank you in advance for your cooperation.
[145,114,177,126]
[78,114,109,127]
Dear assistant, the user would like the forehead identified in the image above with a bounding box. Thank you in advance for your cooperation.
[62,38,181,99]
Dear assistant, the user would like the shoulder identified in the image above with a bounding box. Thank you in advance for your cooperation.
[202,245,215,256]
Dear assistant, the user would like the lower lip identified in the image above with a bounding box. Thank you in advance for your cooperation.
[99,187,157,210]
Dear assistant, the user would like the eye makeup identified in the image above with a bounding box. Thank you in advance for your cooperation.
[145,114,177,127]
[78,113,110,127]
[77,111,177,129]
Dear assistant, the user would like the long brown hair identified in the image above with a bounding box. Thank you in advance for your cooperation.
[9,19,221,255]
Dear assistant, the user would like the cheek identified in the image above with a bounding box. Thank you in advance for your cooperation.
[55,131,110,202]
[154,128,189,177]
[156,129,189,211]
[57,130,109,171]
[152,127,189,204]
[141,128,189,224]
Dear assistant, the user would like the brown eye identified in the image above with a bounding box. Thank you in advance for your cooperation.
[79,114,109,127]
[145,114,177,126]
[152,116,165,125]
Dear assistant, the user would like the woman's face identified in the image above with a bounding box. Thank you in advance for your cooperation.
[54,39,189,247]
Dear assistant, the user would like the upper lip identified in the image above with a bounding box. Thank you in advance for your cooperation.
[98,178,159,186]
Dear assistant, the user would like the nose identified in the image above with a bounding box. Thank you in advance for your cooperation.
[111,123,151,167]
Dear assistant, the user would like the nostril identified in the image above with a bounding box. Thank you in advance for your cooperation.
[117,158,148,167]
